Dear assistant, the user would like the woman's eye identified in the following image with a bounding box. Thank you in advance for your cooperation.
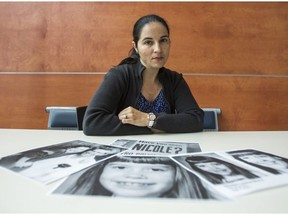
[160,38,169,43]
[144,41,153,45]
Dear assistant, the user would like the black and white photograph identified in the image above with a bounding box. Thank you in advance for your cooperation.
[171,150,288,197]
[0,140,125,184]
[227,149,288,175]
[117,139,202,156]
[52,155,226,200]
[179,153,261,184]
[110,139,138,148]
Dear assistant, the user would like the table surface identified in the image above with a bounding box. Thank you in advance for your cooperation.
[0,129,288,213]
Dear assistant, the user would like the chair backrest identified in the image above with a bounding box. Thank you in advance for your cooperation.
[46,106,220,131]
[76,106,87,130]
[46,107,78,130]
[202,108,221,131]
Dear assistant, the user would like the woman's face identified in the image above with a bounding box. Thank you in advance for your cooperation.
[239,154,288,170]
[133,22,170,71]
[194,161,232,176]
[99,161,176,197]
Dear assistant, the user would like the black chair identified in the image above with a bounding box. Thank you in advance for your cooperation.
[202,108,221,131]
[46,106,87,130]
[46,106,220,131]
[76,106,87,130]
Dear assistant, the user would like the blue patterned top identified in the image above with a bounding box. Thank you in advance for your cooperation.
[136,89,169,113]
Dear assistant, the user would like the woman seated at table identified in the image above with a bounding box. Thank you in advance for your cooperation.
[83,14,203,136]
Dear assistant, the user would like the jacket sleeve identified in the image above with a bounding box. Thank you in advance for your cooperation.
[153,73,204,133]
[83,68,152,136]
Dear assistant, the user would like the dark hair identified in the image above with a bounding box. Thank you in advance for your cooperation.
[59,156,214,199]
[229,150,288,175]
[118,14,170,65]
[186,156,259,184]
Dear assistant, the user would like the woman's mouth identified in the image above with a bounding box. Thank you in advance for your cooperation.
[153,57,163,61]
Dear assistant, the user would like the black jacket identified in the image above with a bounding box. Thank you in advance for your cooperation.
[83,60,204,135]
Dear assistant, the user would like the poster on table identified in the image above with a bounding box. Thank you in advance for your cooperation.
[171,149,288,197]
[51,154,228,200]
[1,138,288,200]
[51,148,288,200]
[111,139,202,156]
[0,139,201,184]
[0,140,125,184]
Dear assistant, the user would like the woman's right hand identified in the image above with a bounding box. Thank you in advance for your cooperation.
[118,106,150,127]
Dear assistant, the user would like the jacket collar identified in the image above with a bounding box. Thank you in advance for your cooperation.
[136,59,146,78]
[135,59,165,79]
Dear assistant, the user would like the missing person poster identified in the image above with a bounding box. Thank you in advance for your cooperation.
[111,139,202,156]
[52,155,228,200]
[171,149,288,198]
[52,148,288,200]
[0,140,126,184]
[1,138,287,201]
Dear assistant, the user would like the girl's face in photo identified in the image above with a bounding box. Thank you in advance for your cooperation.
[194,161,232,176]
[239,154,288,170]
[81,148,119,157]
[94,148,119,156]
[99,161,176,197]
[66,146,90,154]
[134,22,170,71]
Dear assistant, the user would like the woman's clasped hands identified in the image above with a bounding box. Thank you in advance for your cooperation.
[118,106,149,127]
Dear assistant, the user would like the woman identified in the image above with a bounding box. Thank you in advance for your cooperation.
[83,14,203,135]
[185,155,259,184]
[54,156,217,199]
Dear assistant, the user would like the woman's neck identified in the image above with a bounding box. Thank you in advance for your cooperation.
[141,69,162,102]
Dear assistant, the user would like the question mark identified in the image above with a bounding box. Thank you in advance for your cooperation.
[175,147,182,154]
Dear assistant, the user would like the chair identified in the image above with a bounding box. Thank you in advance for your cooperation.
[46,106,87,130]
[202,108,221,131]
[46,106,220,131]
[76,106,87,130]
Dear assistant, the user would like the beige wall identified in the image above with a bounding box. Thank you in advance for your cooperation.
[0,2,287,130]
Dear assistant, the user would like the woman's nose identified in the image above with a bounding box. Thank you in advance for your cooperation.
[153,42,161,53]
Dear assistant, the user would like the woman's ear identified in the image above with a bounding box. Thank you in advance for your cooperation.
[132,41,138,53]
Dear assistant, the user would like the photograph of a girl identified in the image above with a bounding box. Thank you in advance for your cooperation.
[0,140,124,184]
[228,149,288,175]
[173,154,260,185]
[53,155,225,200]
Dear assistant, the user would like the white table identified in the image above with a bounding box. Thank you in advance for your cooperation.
[0,129,288,213]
